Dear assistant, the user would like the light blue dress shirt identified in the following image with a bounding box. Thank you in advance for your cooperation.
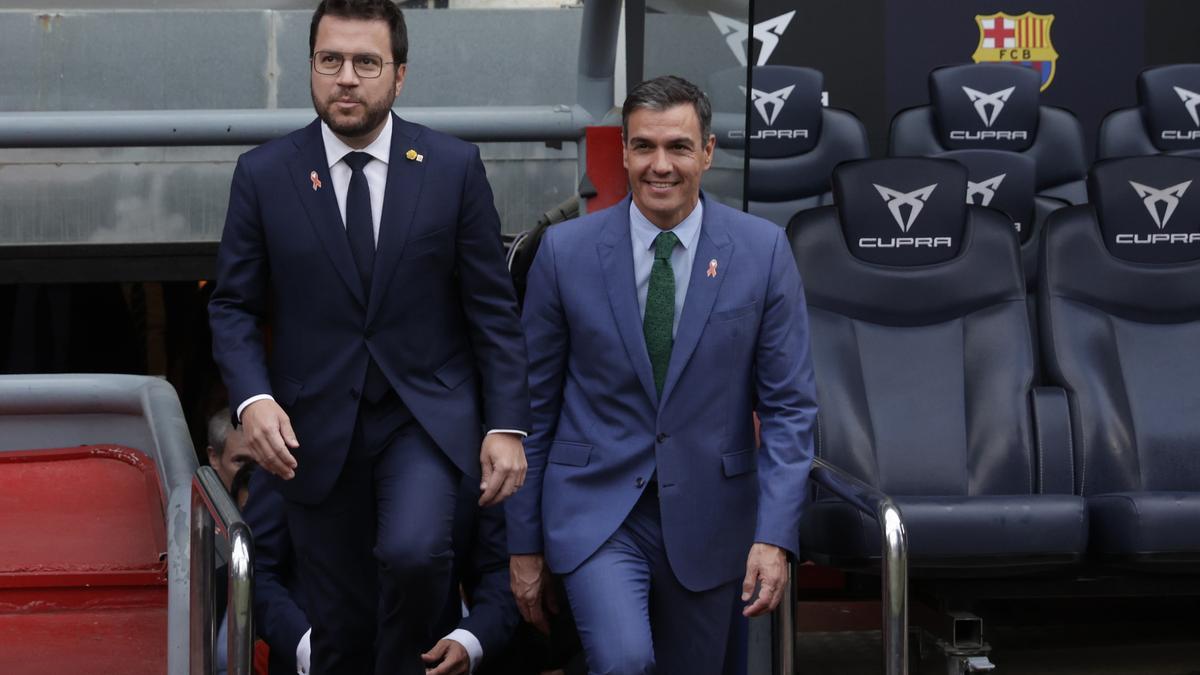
[630,200,703,338]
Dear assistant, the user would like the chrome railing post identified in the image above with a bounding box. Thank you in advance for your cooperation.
[808,458,909,675]
[189,482,215,675]
[880,502,909,675]
[190,466,254,675]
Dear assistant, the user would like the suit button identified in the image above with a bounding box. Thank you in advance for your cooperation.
[350,387,360,400]
[635,477,645,488]
[656,433,668,443]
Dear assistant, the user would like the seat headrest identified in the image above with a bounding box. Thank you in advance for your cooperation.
[708,66,823,157]
[1138,64,1200,152]
[1090,156,1200,263]
[937,149,1035,243]
[834,158,968,266]
[931,63,1040,152]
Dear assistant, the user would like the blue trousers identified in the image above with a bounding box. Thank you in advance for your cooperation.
[562,488,740,675]
[286,394,461,675]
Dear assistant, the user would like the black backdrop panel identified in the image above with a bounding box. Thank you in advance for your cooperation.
[750,0,1200,162]
[751,0,886,154]
[884,1,1142,161]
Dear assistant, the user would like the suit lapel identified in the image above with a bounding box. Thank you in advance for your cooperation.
[368,114,426,322]
[660,201,733,405]
[596,199,658,405]
[287,119,365,307]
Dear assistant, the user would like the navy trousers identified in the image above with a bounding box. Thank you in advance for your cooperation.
[286,393,461,675]
[561,487,740,675]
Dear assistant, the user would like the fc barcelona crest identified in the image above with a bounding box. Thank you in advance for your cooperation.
[971,12,1059,91]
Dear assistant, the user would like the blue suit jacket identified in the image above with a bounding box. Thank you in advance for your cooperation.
[506,196,817,592]
[245,470,520,674]
[209,115,530,503]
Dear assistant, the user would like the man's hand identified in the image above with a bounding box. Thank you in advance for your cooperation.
[741,543,788,617]
[478,432,526,506]
[240,399,299,480]
[420,638,469,675]
[510,553,557,634]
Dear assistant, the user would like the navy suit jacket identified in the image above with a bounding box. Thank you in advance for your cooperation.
[245,470,520,674]
[209,114,530,503]
[506,196,818,592]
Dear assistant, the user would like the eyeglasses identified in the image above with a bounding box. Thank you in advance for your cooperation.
[311,50,396,79]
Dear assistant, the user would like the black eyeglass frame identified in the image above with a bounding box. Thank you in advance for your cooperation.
[311,50,399,79]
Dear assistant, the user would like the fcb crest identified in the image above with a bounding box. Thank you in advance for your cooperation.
[971,12,1059,91]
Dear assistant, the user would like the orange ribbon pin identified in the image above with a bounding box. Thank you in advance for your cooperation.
[707,258,718,278]
[309,171,322,191]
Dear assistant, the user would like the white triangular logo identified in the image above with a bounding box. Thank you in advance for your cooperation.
[961,86,1015,127]
[1174,86,1200,127]
[1129,180,1192,229]
[744,85,795,126]
[874,183,939,232]
[709,11,795,67]
[966,174,1006,207]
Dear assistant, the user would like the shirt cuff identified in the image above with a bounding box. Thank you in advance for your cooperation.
[296,628,311,675]
[236,394,275,423]
[486,429,528,438]
[445,628,483,673]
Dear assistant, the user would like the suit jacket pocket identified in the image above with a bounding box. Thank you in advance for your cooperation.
[434,351,474,389]
[548,441,592,467]
[722,448,757,477]
[709,301,758,324]
[270,375,304,407]
[401,226,449,260]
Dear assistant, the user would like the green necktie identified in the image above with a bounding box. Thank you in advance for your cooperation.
[644,231,679,398]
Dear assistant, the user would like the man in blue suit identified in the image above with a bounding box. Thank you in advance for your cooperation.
[208,2,529,673]
[243,470,520,675]
[505,76,817,674]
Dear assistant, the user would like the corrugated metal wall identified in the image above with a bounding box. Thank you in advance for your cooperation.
[0,6,583,243]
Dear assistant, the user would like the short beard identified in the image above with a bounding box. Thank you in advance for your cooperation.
[312,88,395,140]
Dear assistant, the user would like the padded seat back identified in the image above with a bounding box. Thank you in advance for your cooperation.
[708,66,869,226]
[1040,156,1200,495]
[936,149,1068,289]
[890,63,1088,204]
[1099,64,1200,159]
[788,158,1036,497]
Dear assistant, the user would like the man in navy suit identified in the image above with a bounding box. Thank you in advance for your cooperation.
[506,76,817,674]
[208,2,529,673]
[244,470,520,675]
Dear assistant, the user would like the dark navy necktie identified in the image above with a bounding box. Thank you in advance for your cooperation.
[342,151,389,402]
[342,152,376,299]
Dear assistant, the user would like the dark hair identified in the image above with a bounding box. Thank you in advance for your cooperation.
[310,0,408,66]
[621,75,713,140]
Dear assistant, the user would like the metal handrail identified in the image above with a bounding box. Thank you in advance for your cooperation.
[0,105,596,148]
[776,457,909,675]
[190,466,254,675]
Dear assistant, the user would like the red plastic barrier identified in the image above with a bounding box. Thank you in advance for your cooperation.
[585,125,628,213]
[0,446,168,674]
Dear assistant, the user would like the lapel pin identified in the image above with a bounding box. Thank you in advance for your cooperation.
[406,148,424,162]
[309,170,322,191]
[707,258,718,278]
[416,153,424,162]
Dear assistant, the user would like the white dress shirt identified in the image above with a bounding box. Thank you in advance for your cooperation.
[630,199,703,337]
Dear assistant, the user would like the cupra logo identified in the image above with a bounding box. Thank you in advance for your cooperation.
[874,183,938,232]
[708,11,795,67]
[962,86,1015,127]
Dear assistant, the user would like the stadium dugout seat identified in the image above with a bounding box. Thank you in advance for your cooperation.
[936,149,1068,289]
[706,65,870,226]
[788,158,1088,573]
[1098,64,1200,159]
[1039,155,1200,571]
[890,63,1089,205]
